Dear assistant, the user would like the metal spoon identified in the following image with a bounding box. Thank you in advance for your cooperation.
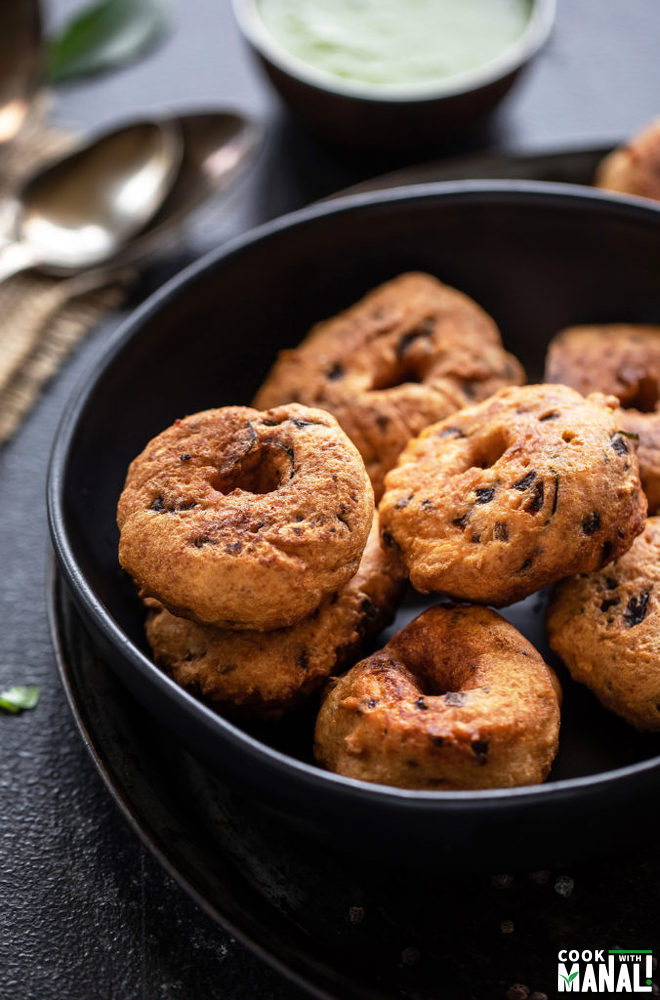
[0,111,262,285]
[0,1,43,145]
[105,111,263,269]
[0,119,183,283]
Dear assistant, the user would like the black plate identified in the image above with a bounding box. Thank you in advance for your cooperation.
[47,179,660,870]
[340,143,612,196]
[50,570,660,1000]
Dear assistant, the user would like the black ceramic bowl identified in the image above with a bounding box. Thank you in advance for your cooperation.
[48,182,660,870]
[232,0,556,149]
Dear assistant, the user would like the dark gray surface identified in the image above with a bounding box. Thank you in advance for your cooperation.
[1,2,660,998]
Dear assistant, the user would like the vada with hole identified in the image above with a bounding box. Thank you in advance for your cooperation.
[117,403,374,631]
[378,384,646,606]
[314,604,561,790]
[255,272,524,499]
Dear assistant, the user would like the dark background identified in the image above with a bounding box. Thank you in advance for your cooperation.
[1,2,659,998]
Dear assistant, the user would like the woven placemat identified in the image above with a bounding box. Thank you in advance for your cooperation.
[0,107,130,445]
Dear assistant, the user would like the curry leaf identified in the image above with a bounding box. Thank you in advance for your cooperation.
[49,0,169,84]
[615,429,640,443]
[0,685,40,713]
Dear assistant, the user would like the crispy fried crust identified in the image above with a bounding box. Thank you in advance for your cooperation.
[314,604,561,790]
[547,517,660,731]
[545,323,660,512]
[254,272,524,499]
[145,518,404,720]
[117,404,374,630]
[378,384,647,606]
[595,119,660,201]
[545,323,660,407]
[615,409,660,513]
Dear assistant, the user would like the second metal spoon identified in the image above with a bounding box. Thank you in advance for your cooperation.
[0,119,183,283]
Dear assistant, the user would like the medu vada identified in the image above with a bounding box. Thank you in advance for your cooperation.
[117,403,374,631]
[547,517,660,732]
[544,323,660,408]
[595,119,660,202]
[545,323,660,512]
[144,517,404,720]
[254,272,524,499]
[611,408,660,513]
[314,604,561,790]
[378,384,646,606]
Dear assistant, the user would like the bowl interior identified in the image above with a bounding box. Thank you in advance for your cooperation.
[52,183,660,795]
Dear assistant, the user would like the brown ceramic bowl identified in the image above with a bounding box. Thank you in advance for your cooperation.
[232,0,556,149]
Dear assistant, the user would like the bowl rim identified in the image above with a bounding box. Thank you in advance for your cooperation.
[231,0,556,104]
[48,179,660,813]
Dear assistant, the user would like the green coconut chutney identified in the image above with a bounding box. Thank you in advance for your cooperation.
[257,0,533,88]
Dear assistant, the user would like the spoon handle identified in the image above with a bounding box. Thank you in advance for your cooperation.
[0,241,39,284]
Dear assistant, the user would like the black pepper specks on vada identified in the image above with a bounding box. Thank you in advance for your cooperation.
[117,403,374,630]
[548,516,660,731]
[255,272,524,499]
[314,604,561,790]
[378,384,646,606]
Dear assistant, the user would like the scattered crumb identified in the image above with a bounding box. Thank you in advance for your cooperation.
[554,875,574,898]
[506,984,530,1000]
[491,873,514,889]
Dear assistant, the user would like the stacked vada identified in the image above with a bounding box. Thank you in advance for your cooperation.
[254,272,524,500]
[144,517,403,720]
[117,268,657,793]
[118,402,403,719]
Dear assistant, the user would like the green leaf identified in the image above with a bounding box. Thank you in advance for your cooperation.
[0,685,40,713]
[615,430,640,443]
[48,0,169,84]
[568,972,579,983]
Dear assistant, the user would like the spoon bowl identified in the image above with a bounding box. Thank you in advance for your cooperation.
[5,120,182,278]
[0,111,261,284]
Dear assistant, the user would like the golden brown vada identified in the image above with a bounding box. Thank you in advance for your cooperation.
[545,323,660,512]
[118,403,374,630]
[254,272,524,499]
[545,323,660,409]
[145,518,404,720]
[314,604,561,789]
[548,517,660,731]
[379,385,646,606]
[595,119,660,201]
